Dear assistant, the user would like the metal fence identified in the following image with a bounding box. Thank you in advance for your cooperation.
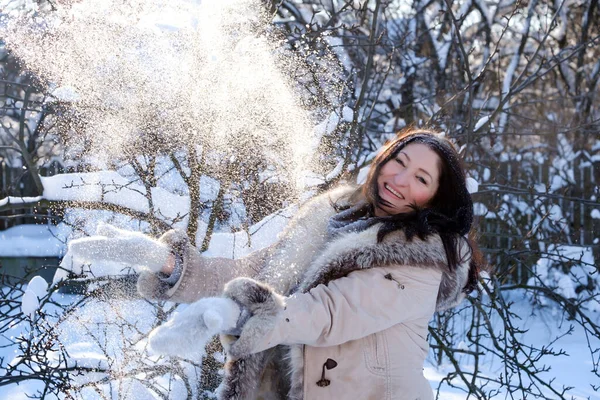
[0,160,62,230]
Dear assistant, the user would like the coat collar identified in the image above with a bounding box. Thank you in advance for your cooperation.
[260,184,471,312]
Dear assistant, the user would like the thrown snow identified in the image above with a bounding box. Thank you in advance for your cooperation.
[3,0,341,194]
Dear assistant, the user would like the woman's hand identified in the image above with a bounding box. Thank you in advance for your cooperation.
[148,297,241,360]
[58,223,172,277]
[222,277,286,359]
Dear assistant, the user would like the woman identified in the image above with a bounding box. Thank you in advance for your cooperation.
[135,128,482,400]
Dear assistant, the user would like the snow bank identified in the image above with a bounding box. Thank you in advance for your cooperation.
[528,245,598,312]
[0,224,69,257]
[41,173,191,220]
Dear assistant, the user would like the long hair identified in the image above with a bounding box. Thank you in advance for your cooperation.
[345,128,483,293]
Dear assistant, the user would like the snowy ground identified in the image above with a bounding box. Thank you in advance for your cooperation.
[425,295,599,400]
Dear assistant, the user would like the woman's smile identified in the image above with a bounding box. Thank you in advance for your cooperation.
[383,183,404,200]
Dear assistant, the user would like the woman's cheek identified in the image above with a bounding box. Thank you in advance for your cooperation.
[414,189,434,207]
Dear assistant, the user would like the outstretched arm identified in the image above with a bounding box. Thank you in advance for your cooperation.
[137,230,271,303]
[58,223,270,303]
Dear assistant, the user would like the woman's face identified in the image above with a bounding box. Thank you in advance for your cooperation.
[375,142,441,216]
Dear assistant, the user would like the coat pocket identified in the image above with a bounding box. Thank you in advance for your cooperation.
[363,331,388,376]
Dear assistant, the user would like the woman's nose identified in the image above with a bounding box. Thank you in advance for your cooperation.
[393,170,409,186]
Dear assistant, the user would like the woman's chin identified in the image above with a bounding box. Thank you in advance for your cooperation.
[376,204,399,217]
[379,203,416,216]
[374,206,390,217]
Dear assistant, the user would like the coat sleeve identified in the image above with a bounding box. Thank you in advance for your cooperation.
[249,265,442,352]
[137,230,270,303]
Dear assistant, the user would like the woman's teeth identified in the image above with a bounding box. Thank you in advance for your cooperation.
[385,184,404,199]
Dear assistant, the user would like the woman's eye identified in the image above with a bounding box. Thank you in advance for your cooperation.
[395,158,405,166]
[417,176,427,185]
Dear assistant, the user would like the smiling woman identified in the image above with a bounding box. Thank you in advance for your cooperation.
[132,128,484,399]
[72,128,483,399]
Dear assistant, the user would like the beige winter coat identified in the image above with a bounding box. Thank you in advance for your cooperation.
[137,185,472,400]
[247,264,442,400]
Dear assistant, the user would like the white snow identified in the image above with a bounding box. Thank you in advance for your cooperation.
[5,286,597,399]
[50,86,81,102]
[21,288,40,317]
[0,195,44,207]
[40,172,195,229]
[466,177,479,193]
[26,275,48,298]
[62,343,110,370]
[342,105,354,122]
[325,159,344,181]
[474,115,490,131]
[356,165,370,185]
[548,204,564,222]
[528,244,596,309]
[426,295,599,399]
[473,202,488,216]
[0,224,69,257]
[549,174,567,192]
[203,206,295,258]
[312,111,341,153]
[482,168,490,181]
[591,209,600,219]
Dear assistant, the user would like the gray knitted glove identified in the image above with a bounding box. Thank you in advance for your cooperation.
[59,223,171,275]
[222,277,285,359]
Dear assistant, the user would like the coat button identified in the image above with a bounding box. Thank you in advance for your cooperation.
[316,379,330,387]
